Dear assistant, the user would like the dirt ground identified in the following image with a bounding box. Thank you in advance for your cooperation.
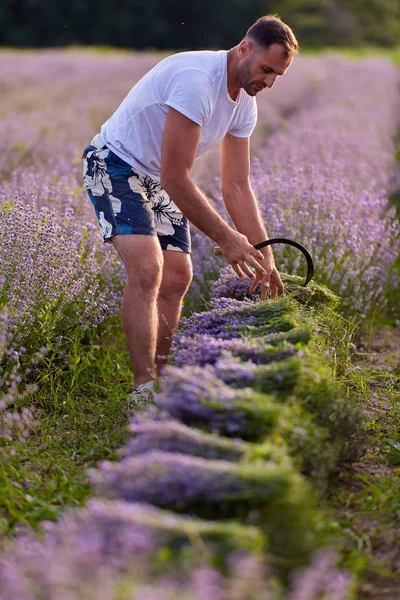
[357,326,400,370]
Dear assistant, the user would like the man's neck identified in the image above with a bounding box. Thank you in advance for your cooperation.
[226,46,241,101]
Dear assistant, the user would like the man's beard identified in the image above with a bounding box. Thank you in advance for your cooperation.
[238,59,263,96]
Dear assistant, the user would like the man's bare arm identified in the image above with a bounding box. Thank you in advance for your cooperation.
[160,107,265,279]
[220,133,284,298]
[220,133,270,249]
[160,108,232,244]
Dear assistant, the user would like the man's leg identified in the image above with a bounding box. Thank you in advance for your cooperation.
[112,234,164,387]
[156,250,193,375]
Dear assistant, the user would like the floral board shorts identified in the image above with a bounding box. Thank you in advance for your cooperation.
[82,133,191,253]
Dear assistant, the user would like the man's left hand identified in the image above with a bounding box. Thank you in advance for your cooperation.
[248,254,284,300]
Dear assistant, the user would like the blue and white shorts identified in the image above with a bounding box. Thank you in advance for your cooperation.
[82,133,191,253]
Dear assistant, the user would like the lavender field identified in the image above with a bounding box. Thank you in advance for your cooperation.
[0,49,400,599]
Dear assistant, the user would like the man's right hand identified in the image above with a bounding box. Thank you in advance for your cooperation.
[217,230,266,280]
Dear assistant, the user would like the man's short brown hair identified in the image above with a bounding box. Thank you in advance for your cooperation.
[246,14,299,57]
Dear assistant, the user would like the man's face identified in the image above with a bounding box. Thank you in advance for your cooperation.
[237,42,293,96]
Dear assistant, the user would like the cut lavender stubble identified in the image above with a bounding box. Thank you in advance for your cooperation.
[154,365,281,441]
[293,358,366,451]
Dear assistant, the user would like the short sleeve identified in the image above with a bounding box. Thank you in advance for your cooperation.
[165,70,213,127]
[228,97,258,138]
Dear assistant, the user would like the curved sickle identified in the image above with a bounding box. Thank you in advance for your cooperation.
[253,238,314,287]
[214,237,314,287]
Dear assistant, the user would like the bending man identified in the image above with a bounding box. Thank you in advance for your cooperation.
[82,14,298,407]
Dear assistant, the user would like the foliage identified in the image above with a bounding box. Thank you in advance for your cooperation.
[273,0,400,47]
[0,0,399,49]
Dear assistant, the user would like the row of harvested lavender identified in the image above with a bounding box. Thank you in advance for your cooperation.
[0,283,358,599]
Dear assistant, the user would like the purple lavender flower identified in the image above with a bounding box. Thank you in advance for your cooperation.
[122,418,248,461]
[171,332,302,368]
[154,365,281,440]
[0,199,117,352]
[213,354,301,395]
[0,497,268,600]
[0,309,37,451]
[287,549,353,600]
[89,450,292,517]
[178,296,294,341]
[211,266,260,301]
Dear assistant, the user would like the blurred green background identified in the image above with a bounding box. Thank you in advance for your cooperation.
[1,0,399,50]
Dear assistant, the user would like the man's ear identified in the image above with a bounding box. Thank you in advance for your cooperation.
[238,38,259,59]
[237,39,252,58]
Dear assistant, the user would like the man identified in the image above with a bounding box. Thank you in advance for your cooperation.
[82,14,298,408]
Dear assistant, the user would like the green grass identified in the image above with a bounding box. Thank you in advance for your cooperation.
[292,287,400,595]
[327,358,400,597]
[0,316,134,537]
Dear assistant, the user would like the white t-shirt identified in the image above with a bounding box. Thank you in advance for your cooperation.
[101,50,257,181]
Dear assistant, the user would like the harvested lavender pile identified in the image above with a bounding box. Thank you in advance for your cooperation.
[88,272,364,579]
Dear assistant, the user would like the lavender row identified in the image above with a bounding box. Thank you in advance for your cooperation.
[166,283,364,479]
[91,287,363,563]
[1,285,350,589]
[0,199,125,377]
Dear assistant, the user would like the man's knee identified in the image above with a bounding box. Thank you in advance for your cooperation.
[132,260,164,294]
[160,256,193,298]
[113,234,164,294]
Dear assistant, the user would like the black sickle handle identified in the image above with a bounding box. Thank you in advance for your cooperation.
[214,237,314,287]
